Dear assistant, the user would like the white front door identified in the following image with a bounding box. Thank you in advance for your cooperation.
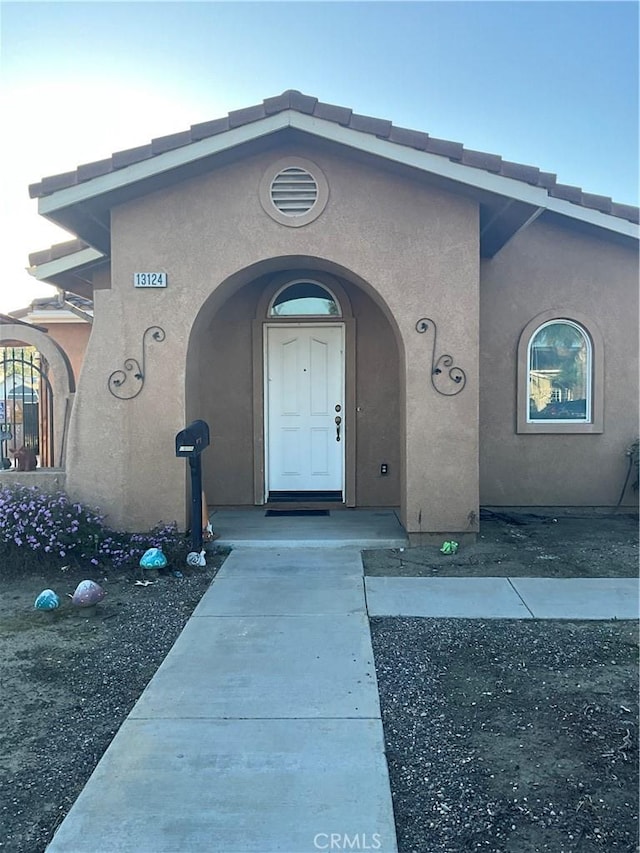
[266,324,344,495]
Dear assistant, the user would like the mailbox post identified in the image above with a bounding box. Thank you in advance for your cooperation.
[175,420,210,565]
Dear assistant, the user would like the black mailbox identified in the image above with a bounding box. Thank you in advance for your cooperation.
[175,420,210,457]
[175,420,211,563]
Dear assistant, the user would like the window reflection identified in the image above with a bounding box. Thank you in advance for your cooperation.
[528,321,590,421]
[270,282,340,317]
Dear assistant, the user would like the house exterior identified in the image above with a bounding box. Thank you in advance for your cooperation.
[22,91,639,539]
[0,293,92,469]
[9,290,93,385]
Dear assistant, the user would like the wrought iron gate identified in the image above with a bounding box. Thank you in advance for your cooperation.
[0,347,54,468]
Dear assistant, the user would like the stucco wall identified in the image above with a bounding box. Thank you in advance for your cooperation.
[0,469,66,493]
[350,285,401,506]
[44,323,91,386]
[196,280,262,506]
[479,218,639,506]
[65,139,479,532]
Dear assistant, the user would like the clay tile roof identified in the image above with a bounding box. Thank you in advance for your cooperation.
[313,100,352,125]
[77,158,113,182]
[611,202,639,223]
[228,102,267,129]
[388,125,431,150]
[27,90,638,225]
[264,90,318,115]
[112,144,154,170]
[580,192,613,214]
[349,112,393,137]
[548,183,583,204]
[30,170,78,197]
[28,238,91,267]
[189,116,229,142]
[151,130,192,155]
[461,149,503,173]
[29,292,94,312]
[500,160,541,185]
[424,136,464,160]
[537,171,558,189]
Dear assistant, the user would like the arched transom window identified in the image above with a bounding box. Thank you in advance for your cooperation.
[527,320,592,423]
[268,281,341,318]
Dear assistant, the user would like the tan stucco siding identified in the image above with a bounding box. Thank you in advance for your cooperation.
[66,142,479,531]
[479,218,639,506]
[43,324,91,386]
[65,286,189,529]
[350,285,401,506]
[197,281,262,506]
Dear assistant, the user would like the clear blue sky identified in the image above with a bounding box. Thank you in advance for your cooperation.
[0,1,638,311]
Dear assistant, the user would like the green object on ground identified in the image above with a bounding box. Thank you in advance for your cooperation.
[440,540,459,555]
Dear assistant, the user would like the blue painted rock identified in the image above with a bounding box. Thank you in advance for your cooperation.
[34,589,60,611]
[139,547,168,569]
[71,580,106,607]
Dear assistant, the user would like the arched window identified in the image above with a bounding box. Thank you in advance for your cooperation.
[517,312,602,434]
[527,320,591,423]
[268,281,341,318]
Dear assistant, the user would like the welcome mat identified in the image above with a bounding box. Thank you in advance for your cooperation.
[268,491,342,503]
[265,509,330,517]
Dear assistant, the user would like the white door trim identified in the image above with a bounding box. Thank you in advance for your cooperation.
[264,322,345,499]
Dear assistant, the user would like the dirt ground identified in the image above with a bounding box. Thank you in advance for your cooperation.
[372,619,638,853]
[363,509,639,578]
[0,511,637,853]
[367,510,639,853]
[0,553,228,853]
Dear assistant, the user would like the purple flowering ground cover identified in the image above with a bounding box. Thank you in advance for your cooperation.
[0,484,183,570]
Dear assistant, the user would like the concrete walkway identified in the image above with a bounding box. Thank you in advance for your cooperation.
[47,548,399,853]
[46,509,638,853]
[211,508,408,549]
[366,576,640,620]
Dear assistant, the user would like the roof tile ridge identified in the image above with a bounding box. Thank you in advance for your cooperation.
[25,91,639,224]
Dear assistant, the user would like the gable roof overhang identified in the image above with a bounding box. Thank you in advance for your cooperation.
[28,241,107,300]
[28,94,638,293]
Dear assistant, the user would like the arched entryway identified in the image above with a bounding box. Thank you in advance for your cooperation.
[186,261,402,511]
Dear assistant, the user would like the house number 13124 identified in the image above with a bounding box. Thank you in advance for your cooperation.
[133,272,167,288]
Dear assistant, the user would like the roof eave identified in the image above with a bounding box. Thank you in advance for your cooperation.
[28,246,107,299]
[35,110,638,244]
[28,246,106,281]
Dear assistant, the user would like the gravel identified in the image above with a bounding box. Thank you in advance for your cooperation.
[371,618,639,853]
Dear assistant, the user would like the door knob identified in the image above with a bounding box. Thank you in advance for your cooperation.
[335,415,342,442]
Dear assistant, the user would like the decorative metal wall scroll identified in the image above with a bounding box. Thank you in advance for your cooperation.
[107,326,166,400]
[415,318,467,396]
